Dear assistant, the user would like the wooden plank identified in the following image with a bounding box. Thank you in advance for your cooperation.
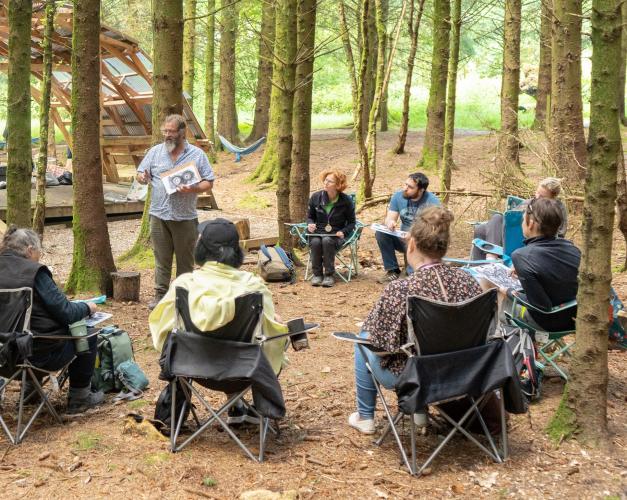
[0,218,6,238]
[240,236,278,251]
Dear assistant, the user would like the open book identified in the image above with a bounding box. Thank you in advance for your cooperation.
[468,262,521,290]
[370,223,408,239]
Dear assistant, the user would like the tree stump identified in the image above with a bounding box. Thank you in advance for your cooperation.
[111,271,141,302]
[234,219,250,240]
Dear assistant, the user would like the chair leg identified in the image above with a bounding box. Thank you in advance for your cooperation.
[499,389,508,460]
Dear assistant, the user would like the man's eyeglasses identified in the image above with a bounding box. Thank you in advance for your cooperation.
[160,128,181,136]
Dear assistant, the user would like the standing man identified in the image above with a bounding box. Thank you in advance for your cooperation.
[136,114,215,309]
[375,172,440,282]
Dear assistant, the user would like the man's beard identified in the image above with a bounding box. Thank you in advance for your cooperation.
[165,138,178,153]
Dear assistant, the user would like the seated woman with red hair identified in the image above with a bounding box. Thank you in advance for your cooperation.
[306,169,356,287]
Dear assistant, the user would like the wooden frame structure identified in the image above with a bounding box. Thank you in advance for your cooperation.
[0,2,211,183]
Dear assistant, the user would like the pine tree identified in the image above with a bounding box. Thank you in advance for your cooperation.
[217,0,240,145]
[66,0,117,294]
[204,0,216,145]
[183,0,197,108]
[533,0,551,131]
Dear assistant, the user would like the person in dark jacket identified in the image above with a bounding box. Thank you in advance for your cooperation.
[500,197,581,332]
[306,169,356,287]
[0,226,104,414]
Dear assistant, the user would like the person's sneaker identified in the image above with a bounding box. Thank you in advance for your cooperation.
[322,275,335,288]
[148,295,164,311]
[227,401,260,427]
[378,270,401,284]
[348,412,375,435]
[66,387,105,415]
[311,275,323,287]
[413,411,428,427]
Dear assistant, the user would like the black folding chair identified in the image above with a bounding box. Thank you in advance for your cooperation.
[164,287,314,462]
[0,287,98,445]
[336,289,526,475]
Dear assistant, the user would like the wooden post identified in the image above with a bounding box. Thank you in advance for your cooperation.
[0,218,6,238]
[234,218,250,240]
[111,271,141,302]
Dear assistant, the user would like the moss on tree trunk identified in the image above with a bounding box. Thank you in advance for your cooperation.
[561,0,622,448]
[549,0,587,184]
[183,0,197,108]
[497,0,522,175]
[123,0,183,263]
[66,0,117,295]
[533,0,552,131]
[393,0,425,155]
[6,0,32,228]
[217,0,240,146]
[419,0,450,170]
[440,0,461,206]
[273,0,297,247]
[33,0,56,239]
[289,0,317,222]
[246,0,275,144]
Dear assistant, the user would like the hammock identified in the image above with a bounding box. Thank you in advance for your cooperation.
[218,135,266,162]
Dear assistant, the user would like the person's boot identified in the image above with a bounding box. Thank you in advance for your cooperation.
[322,275,335,287]
[148,294,164,311]
[311,275,323,287]
[67,386,104,415]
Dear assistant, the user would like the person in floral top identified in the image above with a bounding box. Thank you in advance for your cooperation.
[349,206,483,435]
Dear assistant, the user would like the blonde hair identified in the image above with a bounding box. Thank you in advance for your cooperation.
[320,169,348,192]
[409,206,454,259]
[539,177,562,197]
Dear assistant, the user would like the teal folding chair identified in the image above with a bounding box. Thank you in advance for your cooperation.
[504,294,577,381]
[288,221,365,283]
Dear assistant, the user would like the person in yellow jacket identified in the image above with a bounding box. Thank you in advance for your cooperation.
[149,218,289,375]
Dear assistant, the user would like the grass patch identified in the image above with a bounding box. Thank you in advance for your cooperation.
[144,451,170,466]
[202,477,217,487]
[546,386,577,444]
[237,193,271,210]
[127,399,148,410]
[74,432,102,451]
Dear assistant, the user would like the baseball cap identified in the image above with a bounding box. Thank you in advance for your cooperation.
[197,218,240,249]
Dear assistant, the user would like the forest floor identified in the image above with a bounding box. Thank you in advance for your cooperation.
[0,129,625,499]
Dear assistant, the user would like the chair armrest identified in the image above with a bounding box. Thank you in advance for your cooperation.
[472,238,504,257]
[510,293,577,315]
[260,322,319,343]
[31,329,101,341]
[332,332,388,354]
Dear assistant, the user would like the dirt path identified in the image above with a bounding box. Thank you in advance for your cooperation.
[1,130,625,499]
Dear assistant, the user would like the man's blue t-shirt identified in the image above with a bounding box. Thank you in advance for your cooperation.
[389,190,441,231]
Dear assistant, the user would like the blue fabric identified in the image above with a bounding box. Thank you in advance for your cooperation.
[34,270,90,325]
[375,231,407,272]
[388,190,440,231]
[354,332,398,419]
[137,141,215,221]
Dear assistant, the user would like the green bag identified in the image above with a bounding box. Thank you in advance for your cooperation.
[91,326,135,393]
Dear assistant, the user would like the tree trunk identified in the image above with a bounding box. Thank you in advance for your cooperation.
[616,145,627,271]
[393,0,425,154]
[562,0,622,448]
[33,0,56,239]
[379,0,389,132]
[620,0,626,126]
[419,0,450,169]
[272,0,297,247]
[497,0,522,174]
[6,0,32,227]
[440,0,461,206]
[549,0,587,184]
[217,0,240,146]
[204,0,216,147]
[123,0,184,262]
[47,113,57,162]
[246,0,276,144]
[361,1,378,139]
[183,0,197,108]
[533,0,552,131]
[289,0,317,222]
[66,0,117,295]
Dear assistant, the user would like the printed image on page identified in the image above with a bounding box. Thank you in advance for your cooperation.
[370,223,408,239]
[471,262,521,290]
[161,162,201,195]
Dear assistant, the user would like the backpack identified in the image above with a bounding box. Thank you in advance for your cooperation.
[153,381,191,435]
[92,326,139,393]
[257,244,295,283]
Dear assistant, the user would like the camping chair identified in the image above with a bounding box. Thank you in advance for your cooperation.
[164,287,315,461]
[446,195,526,268]
[288,221,366,283]
[218,135,266,162]
[504,293,577,381]
[0,287,98,445]
[335,289,526,476]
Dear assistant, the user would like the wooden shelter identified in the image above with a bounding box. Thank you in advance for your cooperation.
[0,2,211,183]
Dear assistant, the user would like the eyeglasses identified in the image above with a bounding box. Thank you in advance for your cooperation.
[160,128,181,136]
[323,178,336,185]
